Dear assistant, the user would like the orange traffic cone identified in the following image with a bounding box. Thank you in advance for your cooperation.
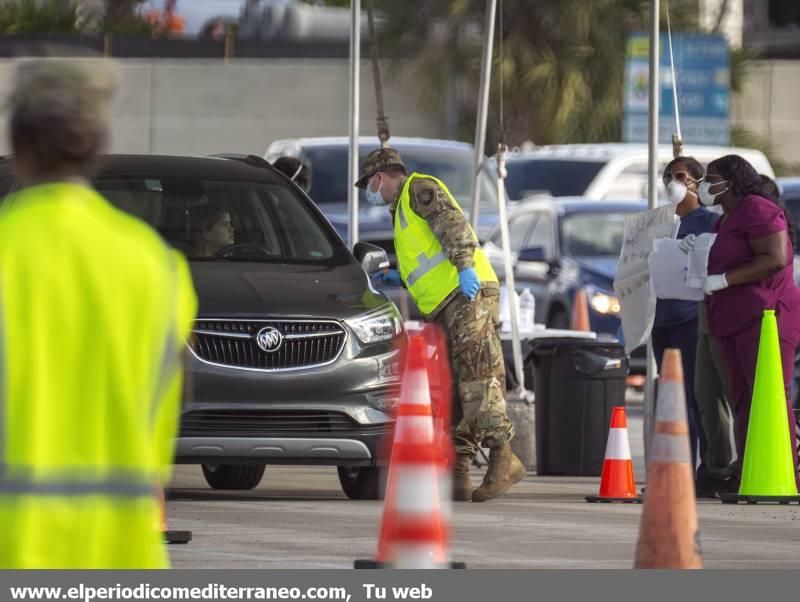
[634,349,702,569]
[586,407,641,503]
[571,289,591,332]
[355,335,464,569]
[158,487,191,544]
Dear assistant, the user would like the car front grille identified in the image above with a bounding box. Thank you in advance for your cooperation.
[190,319,346,371]
[180,409,389,438]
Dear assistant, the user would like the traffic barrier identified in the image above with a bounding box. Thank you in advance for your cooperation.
[586,407,641,503]
[355,335,464,569]
[721,310,800,505]
[570,289,591,332]
[634,349,702,569]
[159,487,191,545]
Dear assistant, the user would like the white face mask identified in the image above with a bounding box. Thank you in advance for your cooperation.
[698,180,728,207]
[365,174,385,206]
[666,180,688,204]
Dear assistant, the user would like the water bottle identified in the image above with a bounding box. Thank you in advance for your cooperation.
[499,286,520,333]
[519,288,535,333]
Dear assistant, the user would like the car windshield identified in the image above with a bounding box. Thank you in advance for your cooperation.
[505,159,604,199]
[303,144,499,212]
[560,212,631,257]
[94,175,348,265]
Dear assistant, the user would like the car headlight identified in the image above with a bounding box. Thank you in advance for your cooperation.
[346,304,404,345]
[590,291,621,316]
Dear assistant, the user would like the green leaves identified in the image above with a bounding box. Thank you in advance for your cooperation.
[370,0,703,150]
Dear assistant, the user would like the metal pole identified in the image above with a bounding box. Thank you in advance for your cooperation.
[644,0,660,469]
[366,0,390,148]
[469,0,497,231]
[347,0,361,248]
[496,144,525,394]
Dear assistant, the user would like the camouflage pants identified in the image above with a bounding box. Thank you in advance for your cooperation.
[434,288,514,456]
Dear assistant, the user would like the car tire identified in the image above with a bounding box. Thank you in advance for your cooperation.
[201,464,266,490]
[337,466,385,500]
[547,308,569,330]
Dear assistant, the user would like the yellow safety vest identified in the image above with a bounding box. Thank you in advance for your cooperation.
[0,182,197,568]
[394,173,497,316]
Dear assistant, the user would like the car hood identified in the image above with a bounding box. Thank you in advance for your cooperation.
[572,256,618,288]
[189,261,387,320]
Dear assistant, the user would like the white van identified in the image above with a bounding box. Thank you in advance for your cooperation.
[505,143,775,202]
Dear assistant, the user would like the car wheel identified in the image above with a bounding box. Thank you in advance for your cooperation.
[337,466,385,500]
[547,308,569,330]
[201,464,266,490]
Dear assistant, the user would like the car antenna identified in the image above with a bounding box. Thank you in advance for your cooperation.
[366,0,390,148]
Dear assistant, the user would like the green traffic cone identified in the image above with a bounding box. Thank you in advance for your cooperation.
[734,310,799,501]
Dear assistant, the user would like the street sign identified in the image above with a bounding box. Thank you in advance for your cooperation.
[623,33,730,146]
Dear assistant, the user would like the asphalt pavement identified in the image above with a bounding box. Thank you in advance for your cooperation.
[166,403,800,569]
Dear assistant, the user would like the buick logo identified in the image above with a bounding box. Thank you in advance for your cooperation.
[256,327,283,353]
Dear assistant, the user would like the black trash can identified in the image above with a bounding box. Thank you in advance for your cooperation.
[530,337,628,476]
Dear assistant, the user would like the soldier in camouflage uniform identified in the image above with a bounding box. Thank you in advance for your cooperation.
[355,148,525,502]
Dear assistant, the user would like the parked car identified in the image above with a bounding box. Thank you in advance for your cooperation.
[504,143,775,202]
[265,137,501,250]
[778,177,800,248]
[0,154,404,500]
[777,177,800,407]
[483,197,647,372]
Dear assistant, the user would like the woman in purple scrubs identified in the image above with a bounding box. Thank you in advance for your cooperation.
[702,155,800,490]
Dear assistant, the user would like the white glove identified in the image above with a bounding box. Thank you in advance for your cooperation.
[679,234,697,255]
[703,274,729,295]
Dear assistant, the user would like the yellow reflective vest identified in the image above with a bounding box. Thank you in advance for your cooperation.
[394,173,497,316]
[0,182,197,568]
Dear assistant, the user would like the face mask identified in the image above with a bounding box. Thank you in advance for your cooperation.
[365,175,385,206]
[698,180,728,207]
[666,180,688,204]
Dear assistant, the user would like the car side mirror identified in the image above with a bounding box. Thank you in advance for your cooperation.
[353,241,390,274]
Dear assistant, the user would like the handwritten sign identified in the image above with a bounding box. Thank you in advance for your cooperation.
[614,205,676,354]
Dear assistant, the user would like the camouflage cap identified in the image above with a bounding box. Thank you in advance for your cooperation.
[354,147,406,188]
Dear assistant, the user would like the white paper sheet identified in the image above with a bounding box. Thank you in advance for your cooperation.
[649,238,705,301]
[686,233,718,289]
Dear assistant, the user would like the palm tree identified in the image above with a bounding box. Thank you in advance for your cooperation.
[356,0,699,149]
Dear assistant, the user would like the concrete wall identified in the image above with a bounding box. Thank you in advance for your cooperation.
[732,60,800,168]
[0,58,444,157]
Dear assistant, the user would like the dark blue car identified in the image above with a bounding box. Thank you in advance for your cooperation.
[483,197,647,372]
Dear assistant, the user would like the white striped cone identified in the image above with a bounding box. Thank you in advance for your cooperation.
[596,407,638,499]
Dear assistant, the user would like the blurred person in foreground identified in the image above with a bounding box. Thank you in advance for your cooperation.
[657,157,728,497]
[354,148,524,503]
[700,155,800,491]
[0,58,197,568]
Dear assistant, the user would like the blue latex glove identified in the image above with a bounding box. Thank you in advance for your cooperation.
[378,269,402,286]
[458,267,480,300]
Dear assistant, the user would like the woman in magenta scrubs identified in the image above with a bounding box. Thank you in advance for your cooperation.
[702,155,800,490]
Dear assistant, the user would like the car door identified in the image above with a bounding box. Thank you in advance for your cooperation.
[515,210,556,323]
[484,211,536,278]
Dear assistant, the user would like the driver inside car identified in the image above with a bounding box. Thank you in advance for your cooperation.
[191,205,235,257]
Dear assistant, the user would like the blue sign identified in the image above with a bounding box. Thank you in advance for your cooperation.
[623,33,730,146]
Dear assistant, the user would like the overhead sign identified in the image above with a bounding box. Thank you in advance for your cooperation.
[623,33,730,146]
